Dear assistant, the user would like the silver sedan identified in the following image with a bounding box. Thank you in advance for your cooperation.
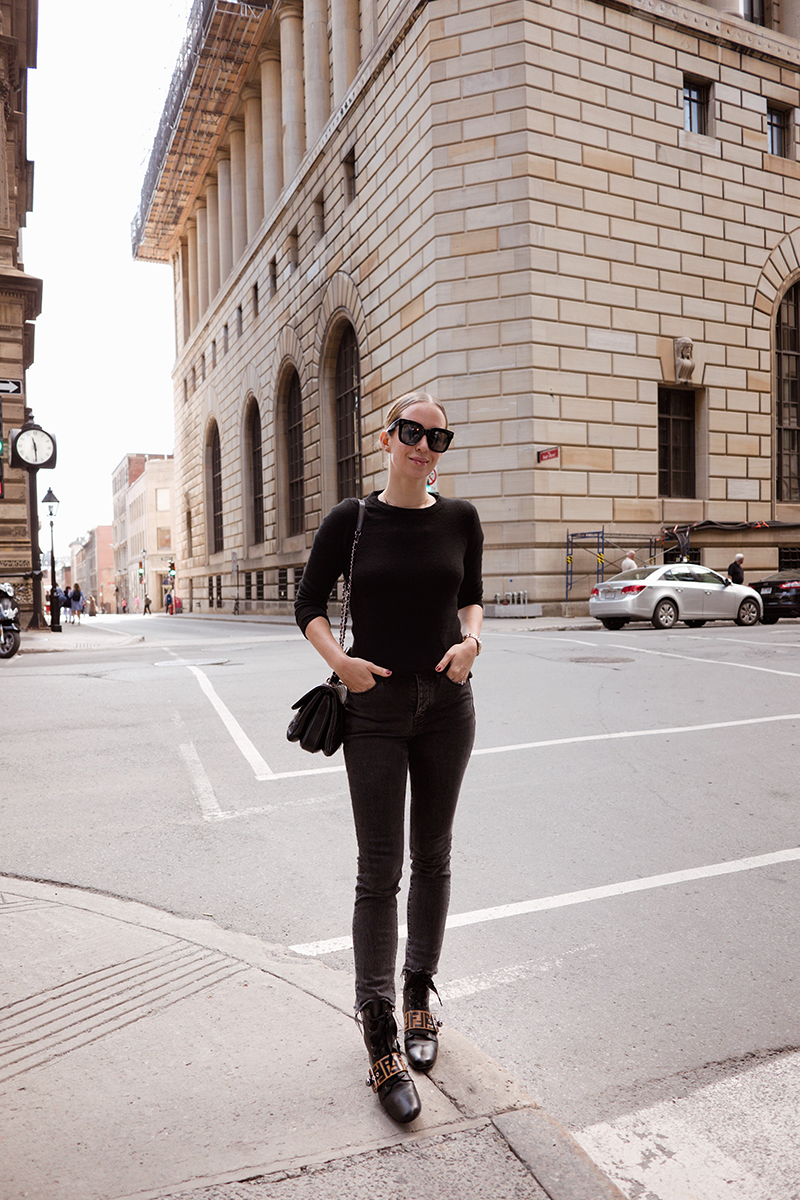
[589,564,763,630]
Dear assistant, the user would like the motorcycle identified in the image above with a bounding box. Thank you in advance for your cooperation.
[0,582,21,659]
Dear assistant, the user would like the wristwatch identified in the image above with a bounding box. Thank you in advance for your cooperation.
[462,633,482,655]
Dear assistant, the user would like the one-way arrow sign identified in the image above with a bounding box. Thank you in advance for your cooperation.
[0,379,22,394]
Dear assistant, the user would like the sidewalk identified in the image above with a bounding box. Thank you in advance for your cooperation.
[1,877,625,1200]
[19,619,145,654]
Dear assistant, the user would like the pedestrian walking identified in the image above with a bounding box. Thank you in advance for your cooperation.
[69,584,83,624]
[727,553,745,584]
[122,597,127,615]
[60,586,70,621]
[134,595,140,614]
[143,594,152,614]
[165,590,173,614]
[621,549,637,572]
[295,391,483,1125]
[88,595,97,617]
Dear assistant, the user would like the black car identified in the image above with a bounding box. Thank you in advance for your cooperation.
[748,570,800,623]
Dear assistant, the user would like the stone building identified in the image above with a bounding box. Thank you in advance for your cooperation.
[111,453,175,611]
[69,526,113,613]
[134,0,800,614]
[0,0,42,616]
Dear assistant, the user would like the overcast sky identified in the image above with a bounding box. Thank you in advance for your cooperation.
[24,0,196,556]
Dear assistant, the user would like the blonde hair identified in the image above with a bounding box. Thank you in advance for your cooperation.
[385,391,448,429]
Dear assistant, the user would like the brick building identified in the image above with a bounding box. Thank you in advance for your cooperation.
[134,0,800,614]
[112,453,175,611]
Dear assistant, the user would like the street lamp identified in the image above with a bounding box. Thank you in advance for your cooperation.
[41,487,61,633]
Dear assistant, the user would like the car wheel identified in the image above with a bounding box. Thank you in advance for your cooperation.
[736,598,760,626]
[761,613,779,625]
[601,618,627,630]
[652,598,678,629]
[684,620,706,628]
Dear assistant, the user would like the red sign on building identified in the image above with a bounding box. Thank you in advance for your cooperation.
[537,446,559,463]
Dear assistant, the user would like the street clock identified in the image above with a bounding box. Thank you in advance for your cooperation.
[10,423,57,470]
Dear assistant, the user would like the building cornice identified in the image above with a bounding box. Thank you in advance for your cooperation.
[599,0,800,69]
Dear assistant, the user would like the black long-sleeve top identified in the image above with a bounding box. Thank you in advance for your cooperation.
[295,492,484,674]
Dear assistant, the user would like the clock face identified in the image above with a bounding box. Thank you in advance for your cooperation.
[15,428,54,465]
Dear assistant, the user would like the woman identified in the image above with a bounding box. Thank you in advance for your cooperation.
[70,584,82,625]
[295,392,483,1124]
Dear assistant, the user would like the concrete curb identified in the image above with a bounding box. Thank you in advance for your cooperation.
[1,875,623,1200]
[19,629,145,653]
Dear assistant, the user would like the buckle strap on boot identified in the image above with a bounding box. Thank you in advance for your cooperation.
[404,1009,439,1035]
[367,1051,407,1092]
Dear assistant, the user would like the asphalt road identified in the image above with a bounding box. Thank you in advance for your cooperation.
[3,613,799,1198]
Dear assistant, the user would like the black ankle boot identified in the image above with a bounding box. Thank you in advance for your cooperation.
[402,970,441,1072]
[359,999,421,1124]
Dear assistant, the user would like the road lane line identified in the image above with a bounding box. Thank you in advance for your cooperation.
[445,944,595,1000]
[289,846,800,955]
[205,794,349,822]
[607,641,800,679]
[178,742,222,819]
[187,665,275,779]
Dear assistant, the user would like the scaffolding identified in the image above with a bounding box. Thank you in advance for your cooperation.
[132,0,271,262]
[565,529,674,607]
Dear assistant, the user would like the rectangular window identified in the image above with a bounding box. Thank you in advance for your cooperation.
[223,323,229,353]
[183,377,188,404]
[778,547,800,570]
[658,388,696,498]
[343,148,356,207]
[252,281,259,318]
[211,339,217,368]
[186,510,193,558]
[191,366,197,393]
[256,570,264,601]
[156,487,170,511]
[269,257,277,297]
[216,575,222,608]
[245,571,252,600]
[287,229,299,274]
[208,575,214,606]
[278,568,288,600]
[683,80,709,135]
[743,0,767,25]
[201,353,206,381]
[768,106,789,157]
[157,527,171,550]
[314,192,325,242]
[236,305,243,338]
[293,566,304,594]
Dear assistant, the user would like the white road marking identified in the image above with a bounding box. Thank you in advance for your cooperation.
[469,710,800,757]
[289,846,800,956]
[178,742,222,819]
[575,1051,800,1200]
[204,794,348,822]
[445,945,595,1000]
[187,665,275,779]
[608,641,800,679]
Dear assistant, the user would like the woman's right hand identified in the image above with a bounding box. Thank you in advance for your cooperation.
[336,656,392,693]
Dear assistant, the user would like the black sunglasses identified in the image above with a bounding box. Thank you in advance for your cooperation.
[386,418,454,454]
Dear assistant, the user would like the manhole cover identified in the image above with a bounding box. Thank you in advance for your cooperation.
[569,656,634,664]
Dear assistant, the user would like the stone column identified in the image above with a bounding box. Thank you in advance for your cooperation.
[196,202,209,317]
[217,155,233,281]
[179,240,191,346]
[331,0,360,106]
[229,118,248,264]
[783,3,800,38]
[187,220,199,332]
[303,0,330,146]
[243,86,264,240]
[259,47,284,213]
[206,179,220,299]
[279,0,306,182]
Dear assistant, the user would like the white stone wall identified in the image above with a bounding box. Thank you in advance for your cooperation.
[143,0,800,613]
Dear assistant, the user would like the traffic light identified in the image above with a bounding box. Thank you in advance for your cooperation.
[138,562,144,579]
[169,561,176,578]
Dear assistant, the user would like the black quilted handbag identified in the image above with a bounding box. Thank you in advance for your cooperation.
[287,499,366,756]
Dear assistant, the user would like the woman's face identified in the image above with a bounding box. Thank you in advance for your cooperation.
[382,401,448,485]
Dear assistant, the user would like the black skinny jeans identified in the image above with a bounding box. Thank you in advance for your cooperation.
[343,671,476,1010]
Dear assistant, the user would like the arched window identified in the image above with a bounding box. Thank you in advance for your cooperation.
[210,423,224,554]
[285,370,305,536]
[334,324,361,500]
[777,282,800,502]
[247,402,264,544]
